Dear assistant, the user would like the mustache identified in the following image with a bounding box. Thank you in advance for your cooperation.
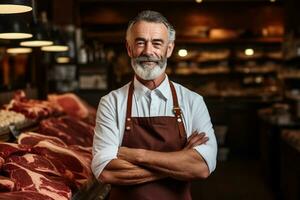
[135,56,161,62]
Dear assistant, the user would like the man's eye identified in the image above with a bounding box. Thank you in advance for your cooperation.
[153,43,162,47]
[136,42,144,46]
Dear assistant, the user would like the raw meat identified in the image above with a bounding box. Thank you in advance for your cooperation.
[39,118,93,146]
[0,191,54,200]
[32,140,92,187]
[0,142,30,159]
[48,93,96,124]
[0,175,15,192]
[0,156,4,168]
[69,145,92,164]
[2,162,71,200]
[60,116,94,139]
[6,154,61,177]
[18,132,67,147]
[5,90,63,120]
[6,154,78,191]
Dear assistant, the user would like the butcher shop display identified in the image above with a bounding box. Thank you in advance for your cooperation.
[4,90,63,120]
[0,90,98,199]
[18,132,68,147]
[48,93,96,125]
[3,162,72,200]
[0,191,54,200]
[38,116,94,147]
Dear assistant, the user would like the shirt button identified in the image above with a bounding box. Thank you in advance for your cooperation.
[127,118,131,121]
[177,118,182,123]
[126,126,131,131]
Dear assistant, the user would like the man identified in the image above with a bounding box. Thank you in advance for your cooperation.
[92,10,217,200]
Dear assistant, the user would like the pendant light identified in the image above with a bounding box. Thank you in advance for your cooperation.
[0,0,32,14]
[20,3,53,47]
[41,45,68,52]
[5,39,32,54]
[41,27,68,52]
[56,56,70,63]
[7,47,32,54]
[0,16,32,39]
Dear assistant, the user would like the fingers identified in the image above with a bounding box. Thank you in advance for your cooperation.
[188,132,205,144]
[184,132,209,150]
[186,131,203,142]
[185,136,209,150]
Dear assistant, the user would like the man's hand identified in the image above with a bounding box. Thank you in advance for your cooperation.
[118,146,142,164]
[116,131,210,180]
[117,131,209,164]
[100,159,165,185]
[183,131,209,150]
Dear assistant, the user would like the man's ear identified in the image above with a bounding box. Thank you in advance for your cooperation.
[166,42,175,58]
[126,41,132,57]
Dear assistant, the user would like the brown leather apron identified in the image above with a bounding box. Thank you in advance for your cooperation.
[109,81,191,200]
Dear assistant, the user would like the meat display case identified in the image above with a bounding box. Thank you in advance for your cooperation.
[0,91,110,200]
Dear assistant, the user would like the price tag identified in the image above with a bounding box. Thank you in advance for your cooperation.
[9,124,21,139]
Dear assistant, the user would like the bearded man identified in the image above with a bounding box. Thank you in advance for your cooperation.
[92,10,217,200]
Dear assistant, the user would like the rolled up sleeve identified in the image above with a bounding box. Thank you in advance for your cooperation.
[192,96,217,174]
[92,96,120,178]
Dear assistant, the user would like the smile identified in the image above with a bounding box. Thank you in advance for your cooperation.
[140,61,158,65]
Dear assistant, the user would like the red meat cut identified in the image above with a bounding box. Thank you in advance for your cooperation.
[6,154,61,177]
[2,162,71,200]
[0,142,30,159]
[5,90,63,120]
[32,140,92,187]
[18,132,67,147]
[6,154,77,191]
[0,191,54,200]
[0,156,4,168]
[0,175,15,192]
[39,117,93,146]
[48,93,93,119]
[60,116,94,138]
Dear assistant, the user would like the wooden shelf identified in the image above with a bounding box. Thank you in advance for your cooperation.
[175,36,283,44]
[85,30,282,45]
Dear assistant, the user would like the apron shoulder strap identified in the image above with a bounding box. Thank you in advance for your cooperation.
[125,80,185,137]
[125,81,134,132]
[169,81,185,138]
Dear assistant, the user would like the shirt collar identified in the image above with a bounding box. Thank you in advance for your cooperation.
[133,75,171,101]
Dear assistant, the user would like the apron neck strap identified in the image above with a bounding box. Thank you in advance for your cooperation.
[125,81,134,121]
[125,79,185,138]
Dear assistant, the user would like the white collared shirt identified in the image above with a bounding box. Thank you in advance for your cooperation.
[92,75,217,178]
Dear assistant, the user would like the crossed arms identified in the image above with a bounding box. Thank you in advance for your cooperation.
[98,132,210,185]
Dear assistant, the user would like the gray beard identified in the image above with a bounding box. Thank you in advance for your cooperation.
[131,58,167,80]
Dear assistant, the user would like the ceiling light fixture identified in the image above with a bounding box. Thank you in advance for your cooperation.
[195,0,203,3]
[41,45,69,52]
[0,17,32,39]
[0,0,32,14]
[56,56,70,63]
[20,3,53,47]
[7,47,32,54]
[41,27,68,52]
[20,21,53,47]
[21,40,53,47]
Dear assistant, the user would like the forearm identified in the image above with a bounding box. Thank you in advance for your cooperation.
[119,148,209,181]
[99,158,165,185]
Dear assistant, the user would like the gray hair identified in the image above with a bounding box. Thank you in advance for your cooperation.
[126,10,176,43]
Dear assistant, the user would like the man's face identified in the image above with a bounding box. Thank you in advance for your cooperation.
[126,21,174,80]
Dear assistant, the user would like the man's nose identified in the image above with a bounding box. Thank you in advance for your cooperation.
[142,42,154,56]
